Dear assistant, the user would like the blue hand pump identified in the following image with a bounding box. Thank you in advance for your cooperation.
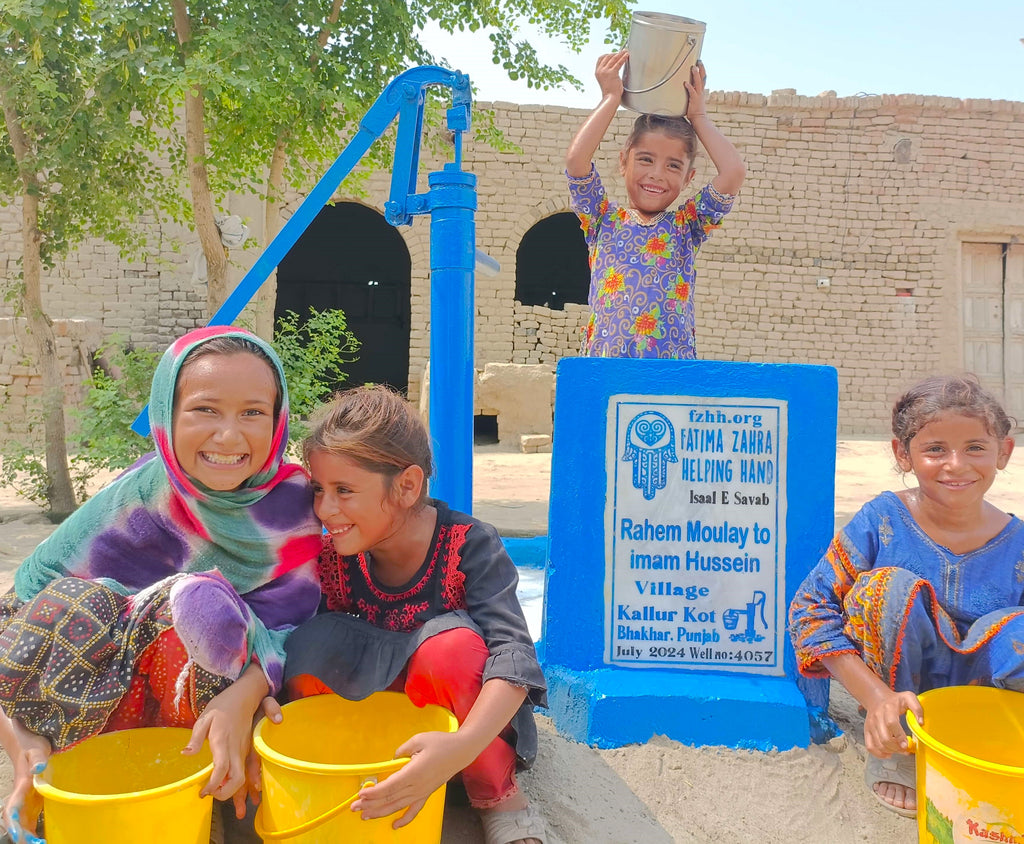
[131,66,477,512]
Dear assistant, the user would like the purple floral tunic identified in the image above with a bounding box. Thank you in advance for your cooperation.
[568,164,735,358]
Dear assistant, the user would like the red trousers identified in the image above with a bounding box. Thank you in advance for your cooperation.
[288,627,519,808]
[106,629,201,732]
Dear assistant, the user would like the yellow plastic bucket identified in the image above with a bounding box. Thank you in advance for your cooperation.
[33,727,214,844]
[908,686,1024,842]
[253,692,459,842]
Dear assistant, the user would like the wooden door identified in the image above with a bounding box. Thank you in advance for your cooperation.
[1004,244,1024,416]
[962,241,1024,421]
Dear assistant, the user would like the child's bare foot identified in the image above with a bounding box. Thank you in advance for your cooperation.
[864,753,917,818]
[873,780,916,813]
[478,793,545,844]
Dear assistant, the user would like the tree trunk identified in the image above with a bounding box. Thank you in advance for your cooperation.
[21,194,78,516]
[1,96,77,515]
[251,0,343,339]
[171,0,228,316]
[252,136,288,340]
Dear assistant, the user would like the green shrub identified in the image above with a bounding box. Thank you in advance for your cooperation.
[0,419,87,508]
[70,339,160,476]
[273,307,361,439]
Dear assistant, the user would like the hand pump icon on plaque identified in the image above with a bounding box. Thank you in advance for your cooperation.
[723,590,768,643]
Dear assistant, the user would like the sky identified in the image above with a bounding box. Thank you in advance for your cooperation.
[418,0,1023,107]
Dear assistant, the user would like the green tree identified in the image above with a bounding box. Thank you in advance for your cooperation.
[124,0,633,325]
[2,0,632,513]
[0,0,180,515]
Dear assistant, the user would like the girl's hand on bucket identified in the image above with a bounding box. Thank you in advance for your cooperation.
[351,730,476,827]
[225,752,261,820]
[5,808,45,844]
[228,693,278,816]
[258,695,283,725]
[189,664,271,800]
[864,689,923,758]
[684,61,708,121]
[595,51,629,100]
[2,723,48,844]
[187,694,250,800]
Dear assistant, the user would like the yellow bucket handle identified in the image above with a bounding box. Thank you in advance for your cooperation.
[253,758,409,841]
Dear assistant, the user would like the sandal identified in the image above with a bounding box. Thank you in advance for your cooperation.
[864,753,917,818]
[478,802,547,844]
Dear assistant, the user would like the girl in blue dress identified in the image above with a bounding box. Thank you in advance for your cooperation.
[789,374,1024,817]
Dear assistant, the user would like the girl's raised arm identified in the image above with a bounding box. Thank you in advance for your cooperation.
[685,62,745,196]
[566,51,630,178]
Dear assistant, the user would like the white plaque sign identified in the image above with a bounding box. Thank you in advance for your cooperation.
[604,395,788,675]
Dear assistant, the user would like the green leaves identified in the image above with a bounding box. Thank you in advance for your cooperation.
[2,0,633,258]
[69,339,160,475]
[1,0,175,267]
[1,0,632,512]
[273,307,361,439]
[418,0,631,90]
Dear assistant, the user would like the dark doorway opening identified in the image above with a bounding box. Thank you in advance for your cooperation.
[276,202,412,392]
[515,212,590,309]
[474,413,499,445]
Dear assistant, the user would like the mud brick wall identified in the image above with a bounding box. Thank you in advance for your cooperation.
[2,91,1022,438]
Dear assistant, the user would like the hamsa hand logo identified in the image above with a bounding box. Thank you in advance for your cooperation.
[622,411,678,500]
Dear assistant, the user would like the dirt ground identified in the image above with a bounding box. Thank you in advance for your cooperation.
[1,439,1020,841]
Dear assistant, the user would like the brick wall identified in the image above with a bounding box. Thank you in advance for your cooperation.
[2,90,1022,439]
[465,92,1024,434]
[0,318,103,443]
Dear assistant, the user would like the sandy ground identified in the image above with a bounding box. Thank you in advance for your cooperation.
[2,439,1021,842]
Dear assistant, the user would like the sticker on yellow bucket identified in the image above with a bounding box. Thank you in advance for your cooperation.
[908,686,1024,843]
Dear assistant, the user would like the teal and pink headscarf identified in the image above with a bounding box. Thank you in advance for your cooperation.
[14,327,323,690]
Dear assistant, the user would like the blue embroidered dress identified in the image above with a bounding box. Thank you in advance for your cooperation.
[567,164,735,359]
[789,491,1024,693]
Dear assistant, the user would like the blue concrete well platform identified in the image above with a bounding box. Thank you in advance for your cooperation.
[541,358,837,750]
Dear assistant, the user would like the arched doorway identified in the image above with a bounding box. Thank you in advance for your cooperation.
[515,212,590,309]
[276,202,412,392]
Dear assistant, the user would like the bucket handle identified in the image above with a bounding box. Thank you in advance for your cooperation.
[623,35,698,96]
[253,768,399,840]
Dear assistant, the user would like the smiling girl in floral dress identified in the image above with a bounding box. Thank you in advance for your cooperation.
[566,51,745,358]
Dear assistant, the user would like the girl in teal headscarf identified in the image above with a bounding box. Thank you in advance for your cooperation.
[0,327,322,841]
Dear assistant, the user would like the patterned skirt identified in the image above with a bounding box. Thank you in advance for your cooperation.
[0,577,230,749]
[844,566,1024,693]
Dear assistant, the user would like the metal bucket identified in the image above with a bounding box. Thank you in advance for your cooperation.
[622,12,706,117]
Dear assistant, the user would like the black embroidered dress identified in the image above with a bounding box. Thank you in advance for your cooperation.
[284,501,546,765]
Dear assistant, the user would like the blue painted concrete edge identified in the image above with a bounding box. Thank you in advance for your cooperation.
[500,536,547,568]
[542,663,813,750]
